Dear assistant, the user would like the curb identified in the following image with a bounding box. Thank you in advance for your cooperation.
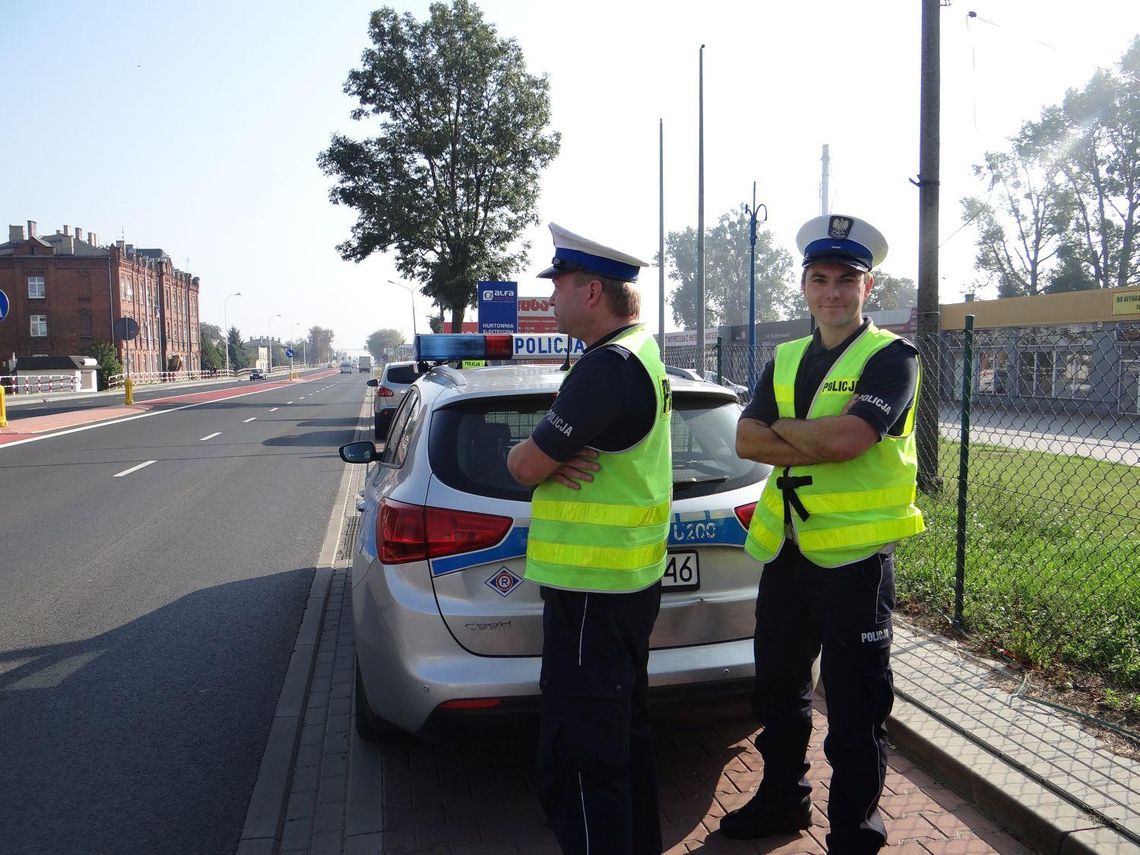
[888,695,1133,855]
[236,394,370,855]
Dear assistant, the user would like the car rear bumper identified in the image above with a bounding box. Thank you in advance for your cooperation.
[352,559,756,735]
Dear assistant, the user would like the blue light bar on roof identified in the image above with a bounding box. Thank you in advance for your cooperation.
[414,334,585,362]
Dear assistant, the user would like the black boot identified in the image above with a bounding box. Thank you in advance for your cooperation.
[719,794,812,840]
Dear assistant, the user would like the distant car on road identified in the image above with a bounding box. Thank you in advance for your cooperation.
[249,368,269,381]
[339,362,354,374]
[338,340,771,740]
[368,360,422,439]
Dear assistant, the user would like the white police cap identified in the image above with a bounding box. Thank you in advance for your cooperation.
[537,222,650,282]
[795,214,888,273]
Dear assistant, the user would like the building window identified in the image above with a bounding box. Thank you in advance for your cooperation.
[977,349,1009,395]
[27,275,45,299]
[79,311,93,338]
[30,314,47,337]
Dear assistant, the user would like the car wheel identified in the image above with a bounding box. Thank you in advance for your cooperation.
[354,656,401,740]
[374,413,386,440]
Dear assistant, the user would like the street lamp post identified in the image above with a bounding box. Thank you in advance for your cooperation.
[268,313,282,372]
[744,183,768,393]
[386,280,417,346]
[223,291,242,375]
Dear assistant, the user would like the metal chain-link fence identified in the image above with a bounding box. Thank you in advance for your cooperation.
[668,331,1139,711]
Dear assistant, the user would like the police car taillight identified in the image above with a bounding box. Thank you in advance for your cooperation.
[377,499,512,564]
[734,502,757,529]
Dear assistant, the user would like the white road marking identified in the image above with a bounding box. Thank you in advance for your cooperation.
[243,417,257,423]
[269,407,279,412]
[114,460,156,478]
[200,432,221,441]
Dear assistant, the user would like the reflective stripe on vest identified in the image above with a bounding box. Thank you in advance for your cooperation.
[525,325,673,592]
[745,323,925,568]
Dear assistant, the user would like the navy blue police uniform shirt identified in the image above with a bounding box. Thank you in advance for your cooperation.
[741,320,918,437]
[531,325,656,461]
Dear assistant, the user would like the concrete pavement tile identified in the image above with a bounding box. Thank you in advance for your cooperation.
[286,787,318,820]
[1060,825,1140,855]
[886,814,945,843]
[972,825,1038,855]
[234,840,276,855]
[884,843,935,855]
[881,790,946,819]
[317,778,346,805]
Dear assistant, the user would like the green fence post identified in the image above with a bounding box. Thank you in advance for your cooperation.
[954,314,975,628]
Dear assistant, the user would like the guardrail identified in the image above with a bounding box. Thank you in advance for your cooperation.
[106,369,244,389]
[0,374,80,394]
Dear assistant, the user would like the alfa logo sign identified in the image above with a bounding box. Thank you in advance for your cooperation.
[477,281,517,333]
[0,288,9,321]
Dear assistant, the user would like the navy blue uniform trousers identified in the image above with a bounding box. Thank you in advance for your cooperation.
[537,584,662,855]
[751,541,896,855]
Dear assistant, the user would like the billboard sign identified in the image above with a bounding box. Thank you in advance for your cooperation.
[478,281,518,333]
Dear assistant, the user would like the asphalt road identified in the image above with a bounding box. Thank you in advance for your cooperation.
[0,372,370,854]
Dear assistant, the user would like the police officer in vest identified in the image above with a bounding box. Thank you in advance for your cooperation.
[508,223,672,855]
[721,214,924,853]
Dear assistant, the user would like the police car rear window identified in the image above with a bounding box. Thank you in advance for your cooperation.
[384,365,420,384]
[428,394,765,502]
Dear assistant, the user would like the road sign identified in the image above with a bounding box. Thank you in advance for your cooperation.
[0,289,8,321]
[114,317,140,341]
[285,347,295,359]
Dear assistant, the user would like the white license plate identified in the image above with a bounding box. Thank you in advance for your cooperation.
[662,551,700,591]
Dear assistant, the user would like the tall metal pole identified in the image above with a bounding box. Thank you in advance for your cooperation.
[268,313,282,372]
[820,144,830,215]
[916,0,943,494]
[745,184,767,393]
[696,44,706,372]
[223,291,241,375]
[658,118,665,357]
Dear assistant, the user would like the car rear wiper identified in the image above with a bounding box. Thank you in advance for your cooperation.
[673,475,728,485]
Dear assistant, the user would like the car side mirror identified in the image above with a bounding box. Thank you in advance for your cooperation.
[339,441,379,464]
[366,378,379,387]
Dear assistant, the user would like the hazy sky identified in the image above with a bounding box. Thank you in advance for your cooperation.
[3,1,1138,354]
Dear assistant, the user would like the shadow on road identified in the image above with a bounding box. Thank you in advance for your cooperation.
[0,569,313,855]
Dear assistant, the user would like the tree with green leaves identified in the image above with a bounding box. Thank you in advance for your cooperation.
[962,37,1139,295]
[865,270,917,311]
[318,0,560,331]
[666,206,797,329]
[83,341,122,390]
[228,327,250,369]
[199,322,225,371]
[366,328,405,362]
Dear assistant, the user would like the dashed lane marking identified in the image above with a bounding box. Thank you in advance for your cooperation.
[200,432,221,441]
[114,460,156,478]
[243,417,257,423]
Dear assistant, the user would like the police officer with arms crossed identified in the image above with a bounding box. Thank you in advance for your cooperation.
[721,214,925,854]
[507,223,672,855]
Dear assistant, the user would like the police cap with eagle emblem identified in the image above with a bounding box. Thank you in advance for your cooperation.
[537,222,650,282]
[795,214,888,273]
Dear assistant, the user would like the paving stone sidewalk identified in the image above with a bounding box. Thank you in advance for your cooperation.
[269,566,1035,855]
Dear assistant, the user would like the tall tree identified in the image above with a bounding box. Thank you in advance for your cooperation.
[865,270,917,311]
[227,327,250,369]
[1041,37,1140,291]
[962,37,1140,295]
[199,322,225,371]
[306,326,336,363]
[366,328,405,362]
[665,206,797,329]
[318,0,560,331]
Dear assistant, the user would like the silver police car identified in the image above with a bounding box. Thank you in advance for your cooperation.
[339,347,771,739]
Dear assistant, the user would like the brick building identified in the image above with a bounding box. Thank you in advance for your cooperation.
[0,220,201,376]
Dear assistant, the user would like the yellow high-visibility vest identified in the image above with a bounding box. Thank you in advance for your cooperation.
[525,325,673,592]
[745,324,925,568]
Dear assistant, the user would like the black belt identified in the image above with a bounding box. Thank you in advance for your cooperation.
[776,470,813,522]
